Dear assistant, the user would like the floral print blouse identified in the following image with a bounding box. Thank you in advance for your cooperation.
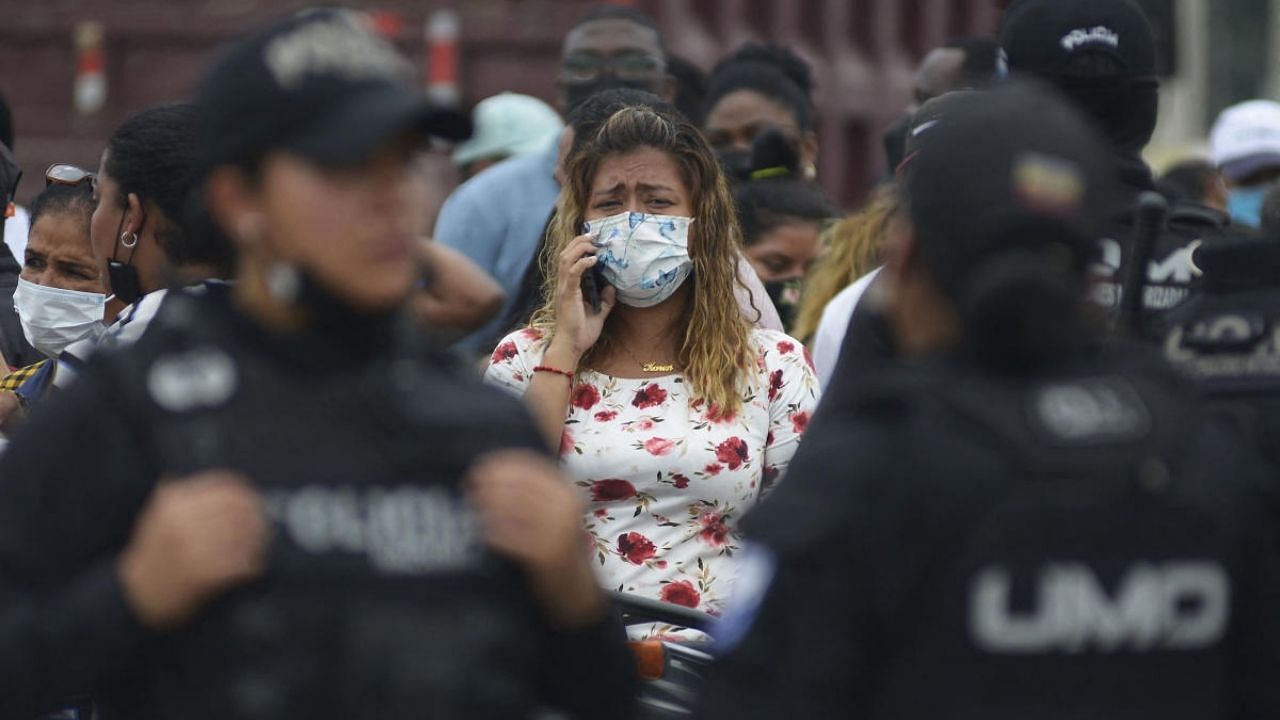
[484,327,820,621]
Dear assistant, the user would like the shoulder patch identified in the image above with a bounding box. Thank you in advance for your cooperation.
[1029,376,1150,445]
[147,346,239,413]
[1165,312,1280,387]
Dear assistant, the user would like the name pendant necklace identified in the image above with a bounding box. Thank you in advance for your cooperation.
[620,339,675,373]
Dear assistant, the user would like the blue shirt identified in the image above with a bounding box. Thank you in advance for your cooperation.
[434,136,561,355]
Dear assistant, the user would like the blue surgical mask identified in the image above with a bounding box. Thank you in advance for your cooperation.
[1228,185,1268,228]
[584,211,694,308]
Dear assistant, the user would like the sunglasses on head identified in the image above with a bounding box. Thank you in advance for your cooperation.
[45,163,94,188]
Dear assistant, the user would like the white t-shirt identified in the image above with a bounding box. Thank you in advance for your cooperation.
[4,205,28,265]
[811,266,883,389]
[54,288,171,390]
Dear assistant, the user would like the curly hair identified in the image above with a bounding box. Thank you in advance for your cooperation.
[791,186,896,344]
[530,104,755,413]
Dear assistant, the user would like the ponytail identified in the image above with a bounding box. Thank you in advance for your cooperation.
[955,243,1089,374]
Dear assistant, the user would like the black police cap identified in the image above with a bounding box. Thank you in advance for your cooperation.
[900,80,1119,295]
[196,8,471,171]
[1000,0,1157,80]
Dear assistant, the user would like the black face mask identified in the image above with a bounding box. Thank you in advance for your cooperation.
[108,212,143,306]
[882,113,912,175]
[717,149,753,183]
[564,75,657,114]
[763,278,803,331]
[1055,78,1159,154]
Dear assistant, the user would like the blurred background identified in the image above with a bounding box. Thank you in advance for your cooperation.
[0,0,1274,222]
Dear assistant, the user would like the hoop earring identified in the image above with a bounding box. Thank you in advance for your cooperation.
[120,231,139,248]
[265,262,302,304]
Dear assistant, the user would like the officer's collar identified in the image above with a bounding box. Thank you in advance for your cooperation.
[1168,202,1230,229]
[1114,150,1156,194]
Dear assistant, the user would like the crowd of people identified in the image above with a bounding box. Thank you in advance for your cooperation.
[0,0,1278,717]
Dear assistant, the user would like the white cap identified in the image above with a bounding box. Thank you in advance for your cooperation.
[451,92,563,167]
[1209,100,1280,182]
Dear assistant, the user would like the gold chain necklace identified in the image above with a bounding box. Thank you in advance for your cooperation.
[618,339,676,373]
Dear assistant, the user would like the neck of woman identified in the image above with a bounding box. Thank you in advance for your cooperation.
[602,284,690,371]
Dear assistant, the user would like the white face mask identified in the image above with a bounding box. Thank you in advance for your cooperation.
[13,277,107,359]
[585,210,694,308]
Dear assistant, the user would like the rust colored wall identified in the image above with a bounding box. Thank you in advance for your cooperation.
[0,0,1001,216]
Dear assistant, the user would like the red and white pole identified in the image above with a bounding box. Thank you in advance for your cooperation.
[425,10,460,108]
[74,21,107,115]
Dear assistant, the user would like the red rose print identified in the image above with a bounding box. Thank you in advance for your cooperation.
[590,479,638,502]
[777,340,795,355]
[704,463,722,476]
[571,383,601,410]
[672,474,690,489]
[791,410,810,434]
[803,347,816,372]
[594,410,619,422]
[706,402,736,424]
[656,560,668,569]
[698,512,731,547]
[520,327,544,341]
[636,417,655,431]
[715,437,750,470]
[644,437,675,456]
[593,508,609,518]
[617,532,657,564]
[491,341,518,364]
[768,369,784,401]
[560,429,574,456]
[766,430,775,446]
[660,580,701,608]
[632,383,669,409]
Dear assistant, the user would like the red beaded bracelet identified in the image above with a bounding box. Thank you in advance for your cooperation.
[533,364,575,380]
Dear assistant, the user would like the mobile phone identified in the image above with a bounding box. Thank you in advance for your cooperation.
[581,264,605,313]
[579,222,605,313]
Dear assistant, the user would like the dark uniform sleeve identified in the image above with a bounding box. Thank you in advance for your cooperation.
[815,286,897,419]
[0,365,157,716]
[692,424,886,720]
[539,609,638,720]
[1227,453,1280,718]
[692,525,876,719]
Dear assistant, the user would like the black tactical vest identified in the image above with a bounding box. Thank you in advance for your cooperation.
[96,290,552,720]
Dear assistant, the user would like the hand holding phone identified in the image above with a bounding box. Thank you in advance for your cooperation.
[579,225,606,313]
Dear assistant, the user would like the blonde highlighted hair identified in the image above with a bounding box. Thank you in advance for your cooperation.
[791,186,898,343]
[529,104,754,413]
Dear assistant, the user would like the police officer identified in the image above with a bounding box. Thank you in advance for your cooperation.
[1000,0,1230,338]
[0,10,634,719]
[692,82,1280,719]
[1162,235,1280,486]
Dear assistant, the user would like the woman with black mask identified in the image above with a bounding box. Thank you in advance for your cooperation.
[44,104,235,396]
[703,44,818,183]
[732,130,837,331]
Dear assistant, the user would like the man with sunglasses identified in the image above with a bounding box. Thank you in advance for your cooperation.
[433,4,675,356]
